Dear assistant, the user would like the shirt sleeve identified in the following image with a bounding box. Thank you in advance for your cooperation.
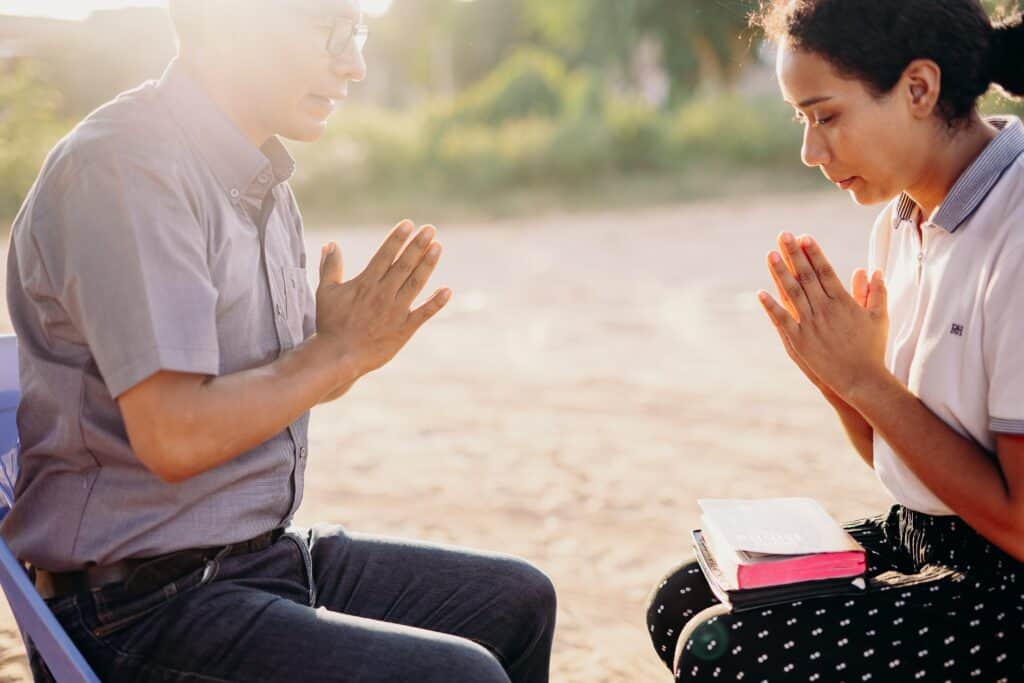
[984,242,1024,434]
[40,152,220,398]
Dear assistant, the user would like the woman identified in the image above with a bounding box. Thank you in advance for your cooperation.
[646,1,1024,680]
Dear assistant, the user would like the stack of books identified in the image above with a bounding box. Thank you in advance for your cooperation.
[693,497,867,609]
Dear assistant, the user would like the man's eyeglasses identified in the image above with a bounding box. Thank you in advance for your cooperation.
[324,17,369,57]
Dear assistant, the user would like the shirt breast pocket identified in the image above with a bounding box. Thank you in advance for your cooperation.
[282,265,311,345]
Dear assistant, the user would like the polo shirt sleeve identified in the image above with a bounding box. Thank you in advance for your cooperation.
[984,242,1024,435]
[42,152,220,398]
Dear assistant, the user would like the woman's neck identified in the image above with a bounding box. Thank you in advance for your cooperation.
[906,113,999,221]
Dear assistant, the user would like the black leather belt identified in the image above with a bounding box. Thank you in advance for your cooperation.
[33,528,284,600]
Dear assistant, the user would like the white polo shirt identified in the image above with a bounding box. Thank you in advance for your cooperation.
[868,116,1024,516]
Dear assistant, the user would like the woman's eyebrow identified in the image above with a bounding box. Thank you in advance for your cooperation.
[795,95,835,108]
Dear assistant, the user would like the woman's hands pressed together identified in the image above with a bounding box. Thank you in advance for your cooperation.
[758,231,889,403]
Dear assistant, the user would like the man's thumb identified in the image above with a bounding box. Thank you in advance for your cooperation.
[319,242,344,285]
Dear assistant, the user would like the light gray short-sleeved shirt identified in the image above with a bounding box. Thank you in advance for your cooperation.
[2,60,317,571]
[868,116,1024,515]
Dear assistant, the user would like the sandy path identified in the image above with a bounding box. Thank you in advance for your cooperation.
[0,190,892,681]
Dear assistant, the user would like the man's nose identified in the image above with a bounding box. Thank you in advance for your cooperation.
[331,46,367,83]
[800,125,830,168]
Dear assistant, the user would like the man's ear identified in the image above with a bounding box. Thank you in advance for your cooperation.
[900,59,942,120]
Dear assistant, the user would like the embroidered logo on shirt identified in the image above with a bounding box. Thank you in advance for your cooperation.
[950,323,964,337]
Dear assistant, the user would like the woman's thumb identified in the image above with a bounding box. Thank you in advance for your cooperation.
[866,269,887,317]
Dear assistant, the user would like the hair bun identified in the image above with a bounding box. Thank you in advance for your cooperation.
[989,12,1024,96]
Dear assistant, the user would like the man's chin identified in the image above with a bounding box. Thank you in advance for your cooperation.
[279,118,330,143]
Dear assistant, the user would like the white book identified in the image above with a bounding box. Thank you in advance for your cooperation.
[697,497,863,556]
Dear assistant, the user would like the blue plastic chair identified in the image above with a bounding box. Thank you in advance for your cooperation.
[0,335,99,682]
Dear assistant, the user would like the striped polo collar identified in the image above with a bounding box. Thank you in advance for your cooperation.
[891,116,1024,232]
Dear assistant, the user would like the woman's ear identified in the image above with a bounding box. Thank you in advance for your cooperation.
[900,59,942,119]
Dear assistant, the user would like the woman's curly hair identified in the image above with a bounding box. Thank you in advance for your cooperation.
[751,0,1024,127]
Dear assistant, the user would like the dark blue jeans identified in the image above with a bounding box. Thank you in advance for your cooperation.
[30,525,557,682]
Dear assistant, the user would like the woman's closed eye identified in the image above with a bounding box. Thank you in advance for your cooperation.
[793,111,836,127]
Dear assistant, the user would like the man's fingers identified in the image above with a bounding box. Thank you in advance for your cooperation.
[396,241,442,306]
[364,220,415,280]
[851,268,869,307]
[405,288,452,332]
[318,242,343,285]
[867,270,887,319]
[768,251,812,323]
[384,225,437,289]
[799,235,842,299]
[758,290,799,338]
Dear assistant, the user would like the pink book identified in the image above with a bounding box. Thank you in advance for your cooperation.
[698,498,866,590]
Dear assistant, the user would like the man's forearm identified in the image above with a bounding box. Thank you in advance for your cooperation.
[125,334,357,482]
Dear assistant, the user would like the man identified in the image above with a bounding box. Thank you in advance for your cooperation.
[2,1,556,680]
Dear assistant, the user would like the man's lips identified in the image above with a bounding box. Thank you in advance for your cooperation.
[308,94,346,110]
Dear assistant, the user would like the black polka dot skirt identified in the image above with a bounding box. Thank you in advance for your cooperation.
[645,505,1023,682]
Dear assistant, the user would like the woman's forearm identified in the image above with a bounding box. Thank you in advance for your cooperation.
[846,370,1024,560]
[826,393,874,468]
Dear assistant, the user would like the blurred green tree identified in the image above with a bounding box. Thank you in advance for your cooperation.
[524,0,759,102]
[0,64,66,219]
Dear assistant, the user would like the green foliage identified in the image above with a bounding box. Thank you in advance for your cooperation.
[671,94,801,166]
[444,49,569,126]
[524,0,760,99]
[0,64,67,219]
[288,50,804,218]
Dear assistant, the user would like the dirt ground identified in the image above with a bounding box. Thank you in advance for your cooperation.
[0,190,893,682]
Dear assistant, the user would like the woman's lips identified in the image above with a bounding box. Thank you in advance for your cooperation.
[837,176,858,190]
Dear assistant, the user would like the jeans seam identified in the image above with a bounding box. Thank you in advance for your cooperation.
[283,531,315,606]
[90,560,219,639]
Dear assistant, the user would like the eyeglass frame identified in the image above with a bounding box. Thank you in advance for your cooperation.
[324,16,369,57]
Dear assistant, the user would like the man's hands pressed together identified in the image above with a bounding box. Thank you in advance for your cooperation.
[119,219,452,483]
[315,219,452,383]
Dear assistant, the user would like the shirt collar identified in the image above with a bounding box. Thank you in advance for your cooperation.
[157,59,296,206]
[891,116,1024,232]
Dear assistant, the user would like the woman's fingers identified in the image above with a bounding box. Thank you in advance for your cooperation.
[799,235,843,299]
[866,270,888,319]
[851,268,869,307]
[778,232,826,312]
[758,289,800,338]
[768,251,813,323]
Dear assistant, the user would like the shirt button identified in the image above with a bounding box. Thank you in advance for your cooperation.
[299,447,307,458]
[917,252,925,262]
[229,188,240,199]
[257,173,270,184]
[275,303,284,316]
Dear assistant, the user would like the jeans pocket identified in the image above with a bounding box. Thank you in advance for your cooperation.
[90,558,220,639]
